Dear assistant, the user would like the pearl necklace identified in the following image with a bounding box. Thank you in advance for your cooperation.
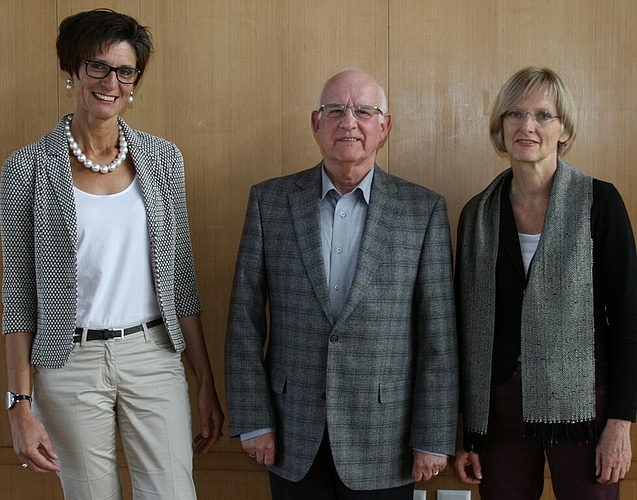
[64,116,128,174]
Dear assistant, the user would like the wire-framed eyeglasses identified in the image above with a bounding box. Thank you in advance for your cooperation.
[502,110,561,126]
[318,103,384,121]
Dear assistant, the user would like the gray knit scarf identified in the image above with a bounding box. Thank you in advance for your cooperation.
[457,158,595,450]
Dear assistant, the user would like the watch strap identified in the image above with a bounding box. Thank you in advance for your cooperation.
[6,392,32,410]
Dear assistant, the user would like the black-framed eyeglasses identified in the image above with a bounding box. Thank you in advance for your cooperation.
[84,60,141,85]
[502,110,560,126]
[318,103,384,121]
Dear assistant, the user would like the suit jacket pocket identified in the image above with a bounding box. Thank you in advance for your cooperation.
[270,368,287,395]
[378,378,412,404]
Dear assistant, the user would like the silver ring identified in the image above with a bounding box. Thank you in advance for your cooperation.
[434,470,439,476]
[21,463,28,469]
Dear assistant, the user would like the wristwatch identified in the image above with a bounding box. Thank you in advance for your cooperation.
[5,391,32,410]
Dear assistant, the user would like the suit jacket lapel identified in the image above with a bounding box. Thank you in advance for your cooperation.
[336,166,395,326]
[289,165,334,323]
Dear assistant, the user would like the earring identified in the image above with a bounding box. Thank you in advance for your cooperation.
[66,79,73,90]
[128,91,134,103]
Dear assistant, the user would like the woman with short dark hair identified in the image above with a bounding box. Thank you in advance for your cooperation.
[2,9,224,499]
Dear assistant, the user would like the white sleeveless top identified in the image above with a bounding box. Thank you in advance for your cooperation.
[518,232,541,277]
[74,176,161,328]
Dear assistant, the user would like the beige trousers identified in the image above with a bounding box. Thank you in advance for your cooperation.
[33,323,196,500]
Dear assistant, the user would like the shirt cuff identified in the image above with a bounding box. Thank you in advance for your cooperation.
[240,428,276,442]
[413,449,449,458]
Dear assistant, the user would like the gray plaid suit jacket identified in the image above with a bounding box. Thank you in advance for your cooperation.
[225,164,458,490]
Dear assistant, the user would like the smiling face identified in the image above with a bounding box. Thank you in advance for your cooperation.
[311,70,391,175]
[503,89,570,169]
[70,41,137,123]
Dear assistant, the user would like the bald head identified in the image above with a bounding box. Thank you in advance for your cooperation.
[318,70,388,116]
[311,69,392,186]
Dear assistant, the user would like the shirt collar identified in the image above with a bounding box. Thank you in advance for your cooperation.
[320,164,374,204]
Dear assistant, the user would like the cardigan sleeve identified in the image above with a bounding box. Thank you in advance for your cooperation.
[592,179,637,421]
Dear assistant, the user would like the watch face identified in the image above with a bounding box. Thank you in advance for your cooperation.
[6,391,14,410]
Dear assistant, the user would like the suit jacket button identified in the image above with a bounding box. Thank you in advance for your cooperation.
[330,334,339,343]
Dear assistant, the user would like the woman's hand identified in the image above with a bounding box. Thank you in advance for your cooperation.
[596,418,632,484]
[193,382,225,454]
[451,449,482,484]
[179,314,225,454]
[8,405,60,472]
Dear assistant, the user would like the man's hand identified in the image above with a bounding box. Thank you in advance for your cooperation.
[242,432,277,467]
[412,451,447,482]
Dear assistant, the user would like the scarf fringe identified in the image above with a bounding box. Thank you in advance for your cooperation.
[524,421,597,447]
[463,421,597,456]
[463,429,489,455]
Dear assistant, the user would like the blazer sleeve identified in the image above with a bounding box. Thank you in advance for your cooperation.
[169,144,202,317]
[225,184,277,436]
[1,146,38,334]
[410,195,459,455]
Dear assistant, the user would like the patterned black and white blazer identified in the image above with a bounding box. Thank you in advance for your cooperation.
[0,115,202,368]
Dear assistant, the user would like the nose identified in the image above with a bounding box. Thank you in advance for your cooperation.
[338,107,358,128]
[101,70,119,86]
[520,112,536,129]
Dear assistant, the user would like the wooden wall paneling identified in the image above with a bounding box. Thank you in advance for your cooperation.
[388,0,506,228]
[280,0,390,175]
[0,1,59,165]
[0,0,59,451]
[2,0,637,499]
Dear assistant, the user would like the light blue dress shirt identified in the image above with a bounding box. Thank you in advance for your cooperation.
[320,165,372,318]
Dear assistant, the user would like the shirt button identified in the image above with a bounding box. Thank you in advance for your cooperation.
[339,211,346,218]
[334,284,340,290]
[336,247,343,254]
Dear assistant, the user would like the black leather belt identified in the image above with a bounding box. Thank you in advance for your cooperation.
[73,317,163,342]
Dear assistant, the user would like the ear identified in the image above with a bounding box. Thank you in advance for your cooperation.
[311,110,321,134]
[559,123,570,143]
[379,113,392,140]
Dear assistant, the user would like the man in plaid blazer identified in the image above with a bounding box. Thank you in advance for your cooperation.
[225,69,458,499]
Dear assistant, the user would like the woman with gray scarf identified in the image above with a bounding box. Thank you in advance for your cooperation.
[451,67,637,499]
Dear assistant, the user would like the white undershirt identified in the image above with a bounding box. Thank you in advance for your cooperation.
[74,176,160,328]
[518,232,541,277]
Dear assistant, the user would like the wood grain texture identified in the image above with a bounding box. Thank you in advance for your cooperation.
[1,1,636,498]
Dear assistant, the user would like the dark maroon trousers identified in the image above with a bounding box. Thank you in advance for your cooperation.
[478,376,620,500]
